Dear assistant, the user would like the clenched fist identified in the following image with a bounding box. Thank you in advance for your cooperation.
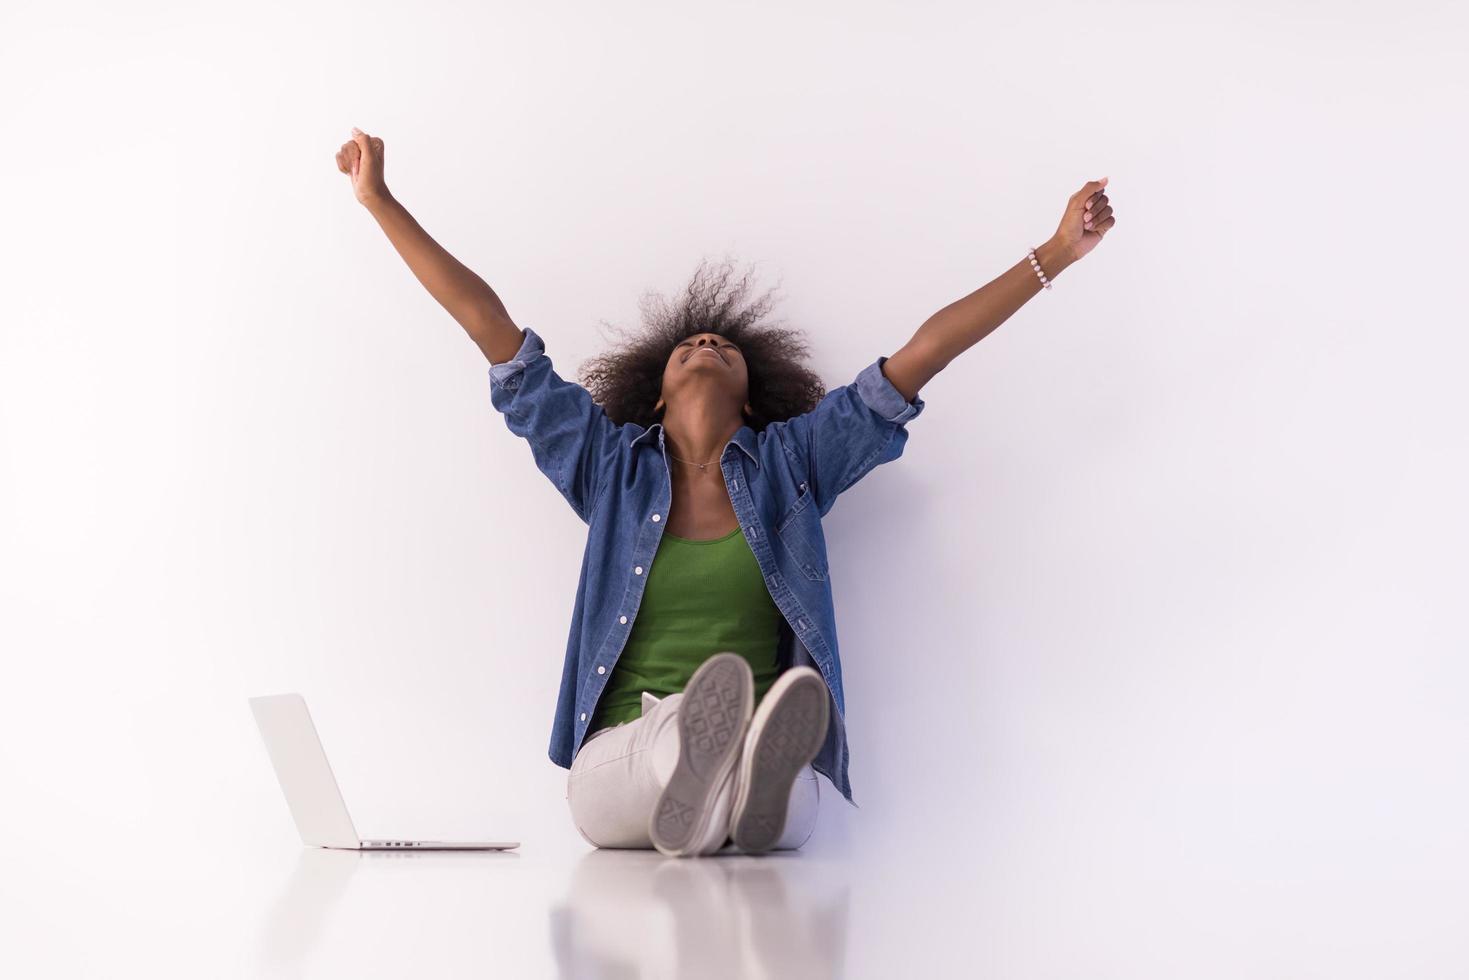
[1052,177,1116,263]
[335,127,390,206]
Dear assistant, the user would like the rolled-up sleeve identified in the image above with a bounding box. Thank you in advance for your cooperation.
[768,354,926,518]
[488,327,623,523]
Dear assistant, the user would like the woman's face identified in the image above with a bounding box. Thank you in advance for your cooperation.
[659,332,750,413]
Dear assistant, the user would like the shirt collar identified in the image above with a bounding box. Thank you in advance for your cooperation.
[628,422,760,468]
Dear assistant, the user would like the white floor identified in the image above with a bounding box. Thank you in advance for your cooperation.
[6,785,1465,979]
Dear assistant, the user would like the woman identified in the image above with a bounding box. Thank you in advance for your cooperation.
[335,127,1116,857]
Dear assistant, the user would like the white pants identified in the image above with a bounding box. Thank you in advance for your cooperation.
[566,689,820,851]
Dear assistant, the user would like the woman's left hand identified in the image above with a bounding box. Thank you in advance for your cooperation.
[1052,177,1115,263]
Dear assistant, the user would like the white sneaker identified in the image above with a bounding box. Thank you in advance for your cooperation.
[649,652,754,858]
[729,666,830,854]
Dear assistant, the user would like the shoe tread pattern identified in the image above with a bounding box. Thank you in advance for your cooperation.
[732,674,829,853]
[650,654,753,856]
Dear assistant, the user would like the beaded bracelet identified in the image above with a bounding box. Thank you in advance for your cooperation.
[1027,246,1053,290]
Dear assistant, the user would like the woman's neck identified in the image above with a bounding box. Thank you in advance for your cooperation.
[661,402,744,465]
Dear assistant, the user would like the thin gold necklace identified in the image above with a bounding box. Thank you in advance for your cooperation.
[666,451,719,473]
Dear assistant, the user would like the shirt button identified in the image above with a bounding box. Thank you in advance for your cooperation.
[619,615,628,624]
[597,665,606,674]
[580,712,587,721]
[635,566,643,575]
[651,514,660,522]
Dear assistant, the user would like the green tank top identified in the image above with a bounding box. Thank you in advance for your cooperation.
[588,525,783,732]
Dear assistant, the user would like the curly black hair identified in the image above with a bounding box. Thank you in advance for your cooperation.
[578,257,827,431]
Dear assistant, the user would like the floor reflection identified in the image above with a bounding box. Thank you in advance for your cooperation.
[255,848,519,976]
[550,850,850,979]
[255,849,359,978]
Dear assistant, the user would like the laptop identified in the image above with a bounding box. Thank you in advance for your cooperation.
[249,693,519,851]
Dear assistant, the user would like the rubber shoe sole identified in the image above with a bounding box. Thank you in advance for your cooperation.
[649,652,754,857]
[729,667,830,854]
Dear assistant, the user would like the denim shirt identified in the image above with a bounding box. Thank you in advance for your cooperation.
[488,327,925,806]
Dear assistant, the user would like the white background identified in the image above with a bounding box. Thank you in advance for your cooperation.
[2,0,1466,976]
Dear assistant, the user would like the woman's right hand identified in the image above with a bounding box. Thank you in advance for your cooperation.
[336,127,391,206]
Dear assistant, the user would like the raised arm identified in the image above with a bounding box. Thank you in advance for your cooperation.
[335,127,525,365]
[880,177,1117,402]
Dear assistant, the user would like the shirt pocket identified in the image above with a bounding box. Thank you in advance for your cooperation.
[776,483,830,582]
